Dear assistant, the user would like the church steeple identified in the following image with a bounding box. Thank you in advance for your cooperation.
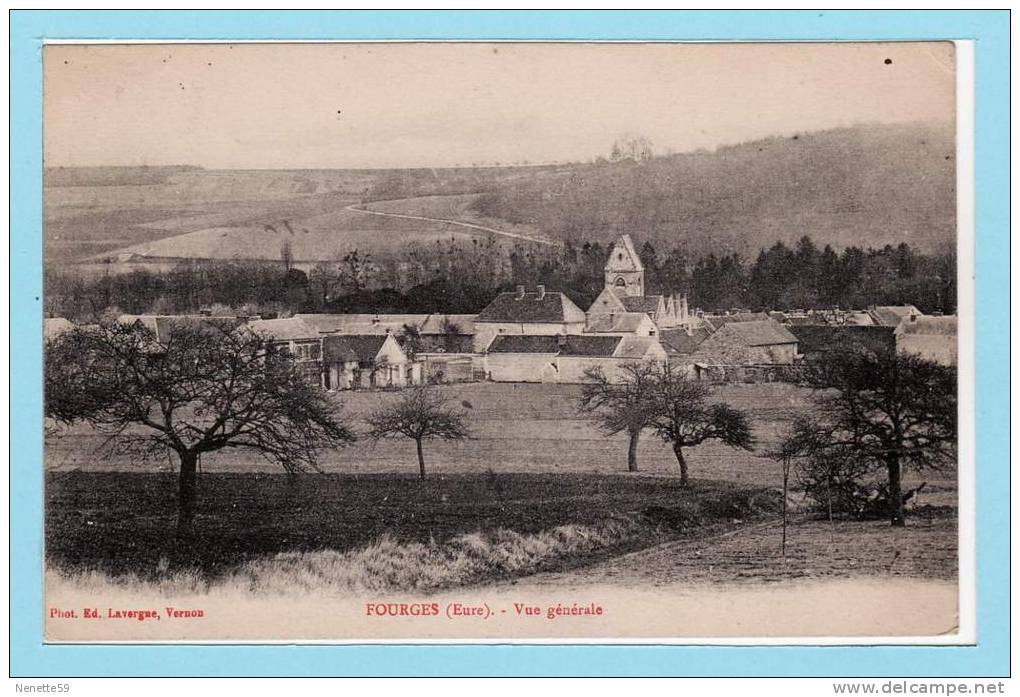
[604,234,644,297]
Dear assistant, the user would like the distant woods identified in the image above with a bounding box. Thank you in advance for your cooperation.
[45,234,955,322]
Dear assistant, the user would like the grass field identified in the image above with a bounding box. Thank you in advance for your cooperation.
[44,382,957,594]
[45,382,820,479]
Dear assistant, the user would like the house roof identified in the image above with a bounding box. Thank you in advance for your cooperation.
[487,335,561,354]
[585,312,653,334]
[247,317,319,342]
[487,334,624,357]
[43,317,74,340]
[869,305,922,327]
[721,320,798,346]
[118,314,245,343]
[559,335,623,357]
[704,312,771,330]
[295,313,429,336]
[476,291,585,324]
[322,334,394,363]
[614,336,660,359]
[895,315,957,336]
[418,314,477,335]
[659,327,712,355]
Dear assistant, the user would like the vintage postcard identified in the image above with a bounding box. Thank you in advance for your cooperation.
[41,40,967,643]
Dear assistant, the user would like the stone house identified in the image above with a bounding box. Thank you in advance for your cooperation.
[485,333,668,383]
[868,305,923,327]
[322,333,420,389]
[584,311,659,337]
[689,319,799,366]
[474,285,586,353]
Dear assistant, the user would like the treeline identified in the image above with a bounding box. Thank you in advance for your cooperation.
[44,235,955,322]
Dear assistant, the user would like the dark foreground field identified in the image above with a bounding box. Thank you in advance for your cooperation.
[46,471,781,583]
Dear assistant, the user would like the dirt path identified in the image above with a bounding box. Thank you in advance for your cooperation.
[515,514,959,589]
[345,201,557,246]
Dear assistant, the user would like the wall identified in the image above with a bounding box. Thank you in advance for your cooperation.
[897,335,957,366]
[485,353,558,382]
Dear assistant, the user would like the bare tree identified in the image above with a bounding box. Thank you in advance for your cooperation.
[280,238,294,272]
[365,385,470,479]
[44,320,356,542]
[338,249,373,293]
[610,134,654,162]
[577,362,657,472]
[646,364,755,486]
[802,346,957,526]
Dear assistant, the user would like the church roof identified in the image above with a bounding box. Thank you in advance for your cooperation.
[618,294,663,314]
[605,234,644,273]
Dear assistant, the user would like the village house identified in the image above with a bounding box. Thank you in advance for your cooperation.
[473,285,586,353]
[586,234,691,330]
[246,316,421,389]
[584,311,659,337]
[321,333,420,389]
[485,333,668,383]
[688,319,799,366]
[868,305,923,327]
[894,315,957,366]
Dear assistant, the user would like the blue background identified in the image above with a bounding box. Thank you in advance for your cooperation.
[10,10,1010,677]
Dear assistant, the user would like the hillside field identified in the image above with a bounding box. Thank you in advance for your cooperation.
[44,122,956,271]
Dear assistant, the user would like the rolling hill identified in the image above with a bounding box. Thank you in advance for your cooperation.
[471,121,956,256]
[44,121,955,271]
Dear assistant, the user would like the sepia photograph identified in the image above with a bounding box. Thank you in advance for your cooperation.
[40,40,964,643]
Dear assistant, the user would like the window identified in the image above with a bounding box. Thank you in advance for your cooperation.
[614,277,627,288]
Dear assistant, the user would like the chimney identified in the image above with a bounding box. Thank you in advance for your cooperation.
[536,284,546,299]
[515,285,526,300]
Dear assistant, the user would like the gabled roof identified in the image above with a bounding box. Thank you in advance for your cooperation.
[725,320,798,346]
[613,336,662,359]
[418,314,477,335]
[869,305,922,327]
[659,327,712,355]
[295,313,429,336]
[476,291,585,324]
[895,315,957,336]
[605,234,644,273]
[585,312,654,334]
[322,334,396,363]
[118,314,245,343]
[247,317,319,342]
[618,294,663,314]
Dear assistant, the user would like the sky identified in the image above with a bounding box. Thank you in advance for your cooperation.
[44,42,956,169]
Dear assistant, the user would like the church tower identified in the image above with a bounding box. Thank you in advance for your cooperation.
[604,234,645,297]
